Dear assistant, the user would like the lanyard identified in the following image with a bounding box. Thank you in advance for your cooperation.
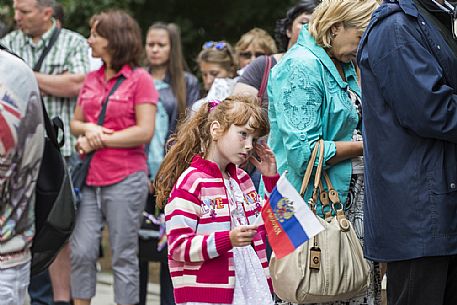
[431,0,454,13]
[431,0,457,39]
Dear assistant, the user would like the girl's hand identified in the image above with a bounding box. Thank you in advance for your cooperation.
[84,123,113,150]
[75,136,95,155]
[250,141,277,177]
[229,225,258,247]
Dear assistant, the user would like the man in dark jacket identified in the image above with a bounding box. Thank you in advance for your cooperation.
[358,0,457,304]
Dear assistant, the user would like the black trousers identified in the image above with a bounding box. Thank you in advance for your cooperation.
[138,260,175,305]
[387,255,457,305]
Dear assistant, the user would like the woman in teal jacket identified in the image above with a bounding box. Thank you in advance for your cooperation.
[267,0,380,304]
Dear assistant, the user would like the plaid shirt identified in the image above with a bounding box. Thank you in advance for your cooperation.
[1,23,90,156]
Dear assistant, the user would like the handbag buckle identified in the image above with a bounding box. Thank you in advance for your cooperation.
[309,246,321,270]
[336,209,350,231]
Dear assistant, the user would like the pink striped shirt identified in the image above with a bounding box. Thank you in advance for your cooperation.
[165,155,279,304]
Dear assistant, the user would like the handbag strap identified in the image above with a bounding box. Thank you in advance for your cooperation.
[310,140,325,211]
[97,75,126,126]
[83,75,126,163]
[323,170,350,231]
[299,139,325,214]
[257,55,273,105]
[323,172,341,208]
[300,139,325,196]
[33,27,61,72]
[300,140,320,196]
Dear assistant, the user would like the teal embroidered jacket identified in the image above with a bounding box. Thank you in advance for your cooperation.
[267,25,360,213]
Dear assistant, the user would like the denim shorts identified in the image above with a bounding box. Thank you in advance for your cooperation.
[0,261,30,305]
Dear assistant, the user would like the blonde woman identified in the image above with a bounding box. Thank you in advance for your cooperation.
[267,0,380,304]
[235,27,277,70]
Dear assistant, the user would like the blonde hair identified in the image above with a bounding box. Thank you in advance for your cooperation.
[309,0,378,48]
[155,95,269,207]
[235,27,278,55]
[197,41,237,77]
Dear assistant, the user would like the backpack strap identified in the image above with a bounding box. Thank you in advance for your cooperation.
[0,42,63,150]
[257,55,273,105]
[41,97,61,150]
[1,40,65,150]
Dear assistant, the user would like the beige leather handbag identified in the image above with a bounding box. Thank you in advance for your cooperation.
[269,140,370,303]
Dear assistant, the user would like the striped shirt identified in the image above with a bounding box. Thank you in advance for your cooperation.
[165,155,279,304]
[1,22,90,156]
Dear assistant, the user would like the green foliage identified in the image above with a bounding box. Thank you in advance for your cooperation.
[60,0,147,35]
[0,1,14,36]
[131,0,297,70]
[1,0,298,72]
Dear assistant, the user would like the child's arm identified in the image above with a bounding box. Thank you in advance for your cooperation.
[165,189,233,263]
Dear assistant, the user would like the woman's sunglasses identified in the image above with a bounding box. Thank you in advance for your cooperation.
[202,41,227,50]
[239,51,266,59]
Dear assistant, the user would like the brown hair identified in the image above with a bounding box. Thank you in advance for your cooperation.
[90,10,143,71]
[147,22,188,119]
[196,41,237,78]
[155,95,269,207]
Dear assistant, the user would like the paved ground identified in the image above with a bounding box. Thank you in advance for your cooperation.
[25,273,386,305]
[24,272,159,305]
[93,273,159,305]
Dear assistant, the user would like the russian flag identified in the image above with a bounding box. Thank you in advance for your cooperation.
[261,174,324,259]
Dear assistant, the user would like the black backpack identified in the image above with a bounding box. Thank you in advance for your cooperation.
[0,41,76,276]
[32,103,76,276]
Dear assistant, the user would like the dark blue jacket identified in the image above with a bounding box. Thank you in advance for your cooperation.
[358,0,457,261]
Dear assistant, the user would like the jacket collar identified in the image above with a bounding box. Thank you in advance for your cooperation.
[190,155,239,182]
[399,0,419,17]
[373,0,418,21]
[357,0,417,64]
[296,24,358,89]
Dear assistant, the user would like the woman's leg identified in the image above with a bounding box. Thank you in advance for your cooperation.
[71,187,103,304]
[160,261,176,305]
[138,260,149,305]
[102,172,148,305]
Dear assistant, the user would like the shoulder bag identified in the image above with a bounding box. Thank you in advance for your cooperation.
[257,55,273,102]
[269,139,370,303]
[71,75,125,197]
[32,99,76,276]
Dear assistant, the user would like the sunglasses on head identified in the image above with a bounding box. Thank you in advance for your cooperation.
[239,51,266,59]
[202,41,227,50]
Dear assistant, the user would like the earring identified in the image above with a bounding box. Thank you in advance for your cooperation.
[331,32,336,38]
